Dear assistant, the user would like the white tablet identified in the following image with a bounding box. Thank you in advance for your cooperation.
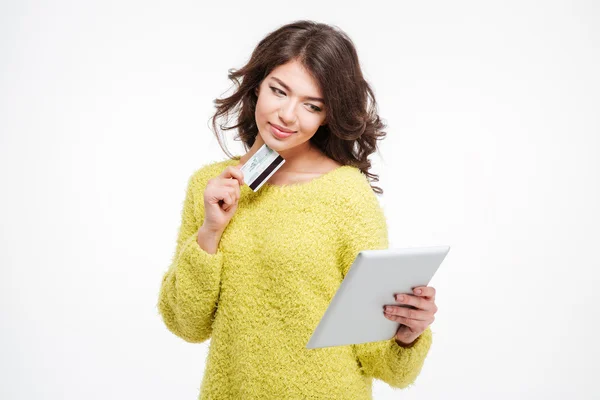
[306,245,451,349]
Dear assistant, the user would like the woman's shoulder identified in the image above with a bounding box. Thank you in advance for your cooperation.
[332,165,385,219]
[334,165,378,200]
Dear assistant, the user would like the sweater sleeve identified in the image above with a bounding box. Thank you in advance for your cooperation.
[157,167,224,343]
[338,175,433,389]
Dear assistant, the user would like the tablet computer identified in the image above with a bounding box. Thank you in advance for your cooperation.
[306,245,450,349]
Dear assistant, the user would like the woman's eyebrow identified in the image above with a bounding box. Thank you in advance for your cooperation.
[270,77,324,103]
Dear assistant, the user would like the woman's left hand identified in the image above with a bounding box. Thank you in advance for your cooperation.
[383,286,437,347]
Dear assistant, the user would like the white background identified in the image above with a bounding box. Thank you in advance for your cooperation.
[1,1,598,399]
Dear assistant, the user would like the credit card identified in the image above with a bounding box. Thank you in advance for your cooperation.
[239,143,285,191]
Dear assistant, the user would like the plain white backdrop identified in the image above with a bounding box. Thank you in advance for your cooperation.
[1,1,598,399]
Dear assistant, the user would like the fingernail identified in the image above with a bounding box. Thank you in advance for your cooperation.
[415,289,422,295]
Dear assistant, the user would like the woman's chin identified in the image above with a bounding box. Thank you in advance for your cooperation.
[261,135,283,150]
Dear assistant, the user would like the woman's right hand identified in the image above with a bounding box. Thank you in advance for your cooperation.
[201,165,244,233]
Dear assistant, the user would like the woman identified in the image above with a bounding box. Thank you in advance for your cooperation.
[158,20,438,399]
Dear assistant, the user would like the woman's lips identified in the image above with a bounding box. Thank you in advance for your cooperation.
[270,123,295,138]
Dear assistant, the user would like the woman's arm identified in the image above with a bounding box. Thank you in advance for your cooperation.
[337,175,433,389]
[157,167,225,343]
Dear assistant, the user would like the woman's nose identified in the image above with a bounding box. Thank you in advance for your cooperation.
[279,102,297,125]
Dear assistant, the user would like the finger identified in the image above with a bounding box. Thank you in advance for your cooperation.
[383,312,422,330]
[395,293,432,312]
[227,186,238,203]
[222,177,241,193]
[221,177,239,186]
[206,179,236,204]
[413,286,436,299]
[220,166,244,187]
[219,186,235,200]
[230,186,239,205]
[207,186,228,206]
[222,192,235,212]
[224,178,242,198]
[223,178,242,202]
[384,305,430,321]
[227,187,240,210]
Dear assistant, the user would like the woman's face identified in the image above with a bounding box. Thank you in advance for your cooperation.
[254,60,327,158]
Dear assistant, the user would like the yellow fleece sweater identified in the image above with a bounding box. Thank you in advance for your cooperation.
[157,156,432,399]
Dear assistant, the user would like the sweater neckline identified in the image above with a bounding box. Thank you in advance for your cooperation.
[229,156,354,192]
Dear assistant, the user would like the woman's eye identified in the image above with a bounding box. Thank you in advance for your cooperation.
[270,86,285,96]
[270,86,322,112]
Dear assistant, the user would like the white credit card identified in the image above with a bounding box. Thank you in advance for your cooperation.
[239,143,285,191]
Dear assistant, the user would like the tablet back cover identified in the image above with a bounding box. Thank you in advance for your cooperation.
[306,245,450,349]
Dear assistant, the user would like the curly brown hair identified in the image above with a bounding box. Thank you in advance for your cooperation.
[208,20,388,194]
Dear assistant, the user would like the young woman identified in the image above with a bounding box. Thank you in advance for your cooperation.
[158,20,438,399]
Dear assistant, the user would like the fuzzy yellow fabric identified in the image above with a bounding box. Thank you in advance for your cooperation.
[157,156,433,399]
